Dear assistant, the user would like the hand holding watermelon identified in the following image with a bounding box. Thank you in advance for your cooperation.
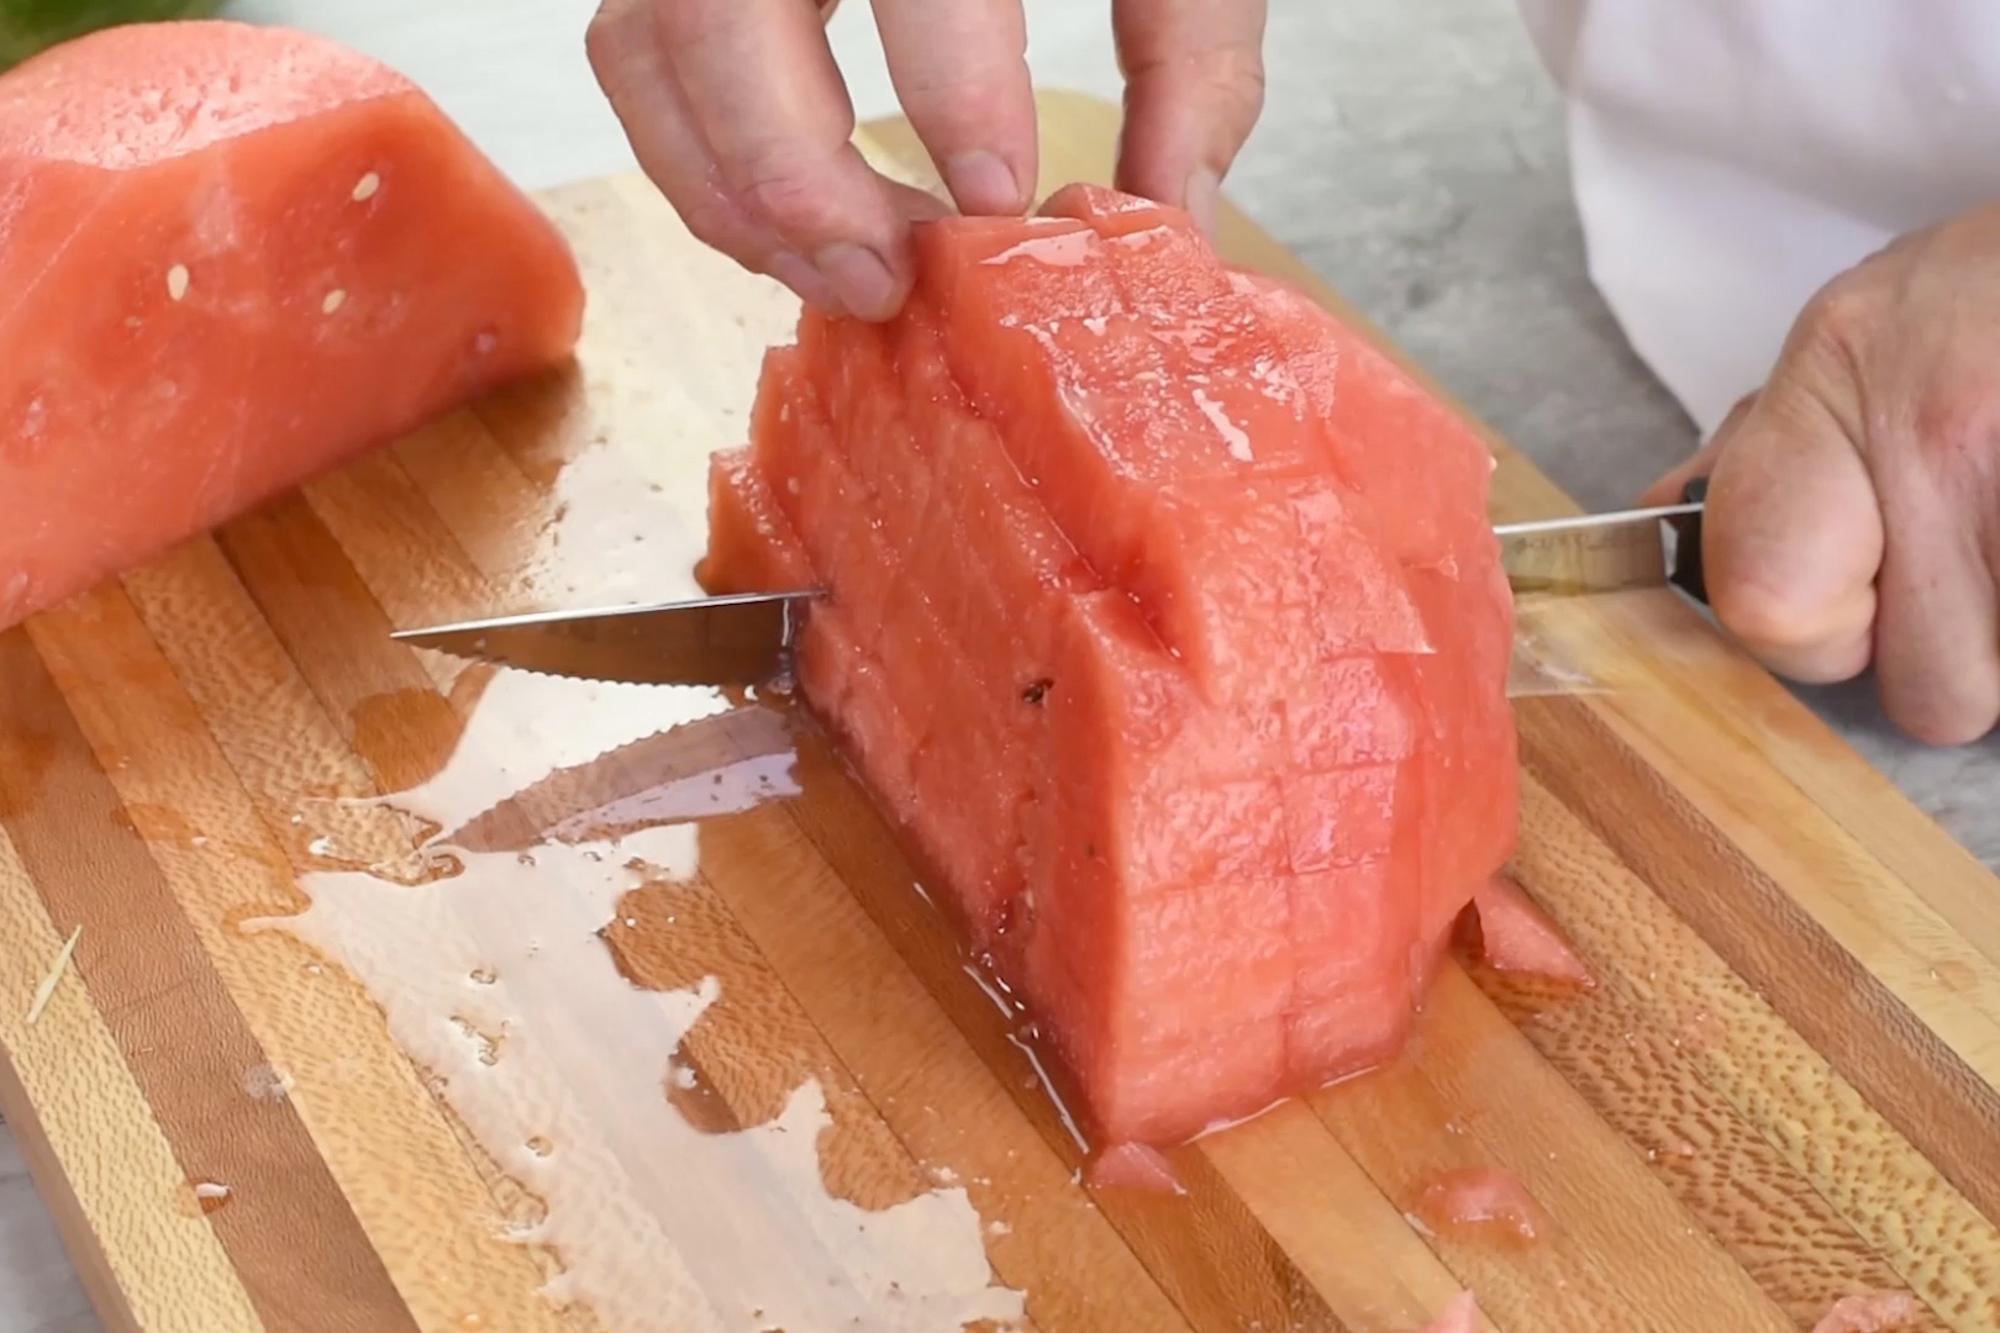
[585,0,1270,320]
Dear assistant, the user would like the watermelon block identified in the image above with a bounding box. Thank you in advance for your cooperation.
[703,183,1517,1146]
[0,21,583,629]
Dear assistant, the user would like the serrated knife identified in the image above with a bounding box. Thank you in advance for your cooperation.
[390,496,1707,688]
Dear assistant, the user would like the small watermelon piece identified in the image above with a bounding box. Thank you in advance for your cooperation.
[1471,876,1595,988]
[697,448,811,595]
[1810,1292,1921,1333]
[1416,1166,1548,1243]
[0,21,584,630]
[1084,1141,1187,1195]
[705,185,1516,1146]
[1417,1291,1485,1333]
[1038,181,1193,238]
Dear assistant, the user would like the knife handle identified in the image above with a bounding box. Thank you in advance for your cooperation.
[1669,476,1710,605]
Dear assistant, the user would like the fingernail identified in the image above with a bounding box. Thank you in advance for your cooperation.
[765,249,843,314]
[944,149,1024,215]
[814,243,899,320]
[1185,167,1221,236]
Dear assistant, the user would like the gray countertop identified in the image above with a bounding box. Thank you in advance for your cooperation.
[3,2,1993,1328]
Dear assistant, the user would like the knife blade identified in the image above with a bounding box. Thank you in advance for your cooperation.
[391,501,1705,687]
[1493,499,1703,596]
[390,590,817,688]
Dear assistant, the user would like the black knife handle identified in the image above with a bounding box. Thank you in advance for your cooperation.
[1669,476,1710,605]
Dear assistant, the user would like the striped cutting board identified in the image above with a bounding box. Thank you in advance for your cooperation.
[0,92,1996,1333]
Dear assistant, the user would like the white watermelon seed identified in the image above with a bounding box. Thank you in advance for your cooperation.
[322,289,348,314]
[166,264,190,301]
[352,172,381,202]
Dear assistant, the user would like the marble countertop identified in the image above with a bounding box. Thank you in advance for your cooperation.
[4,1,1993,1328]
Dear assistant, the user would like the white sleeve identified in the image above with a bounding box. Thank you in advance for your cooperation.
[1515,0,2000,435]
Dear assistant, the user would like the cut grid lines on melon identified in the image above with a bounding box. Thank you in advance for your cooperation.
[703,181,1515,1148]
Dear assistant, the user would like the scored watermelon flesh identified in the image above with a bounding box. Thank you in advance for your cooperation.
[704,184,1517,1146]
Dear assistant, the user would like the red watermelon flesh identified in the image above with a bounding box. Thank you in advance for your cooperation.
[703,184,1516,1145]
[0,21,584,630]
[1470,875,1595,988]
[1419,1291,1486,1333]
[1084,1141,1187,1195]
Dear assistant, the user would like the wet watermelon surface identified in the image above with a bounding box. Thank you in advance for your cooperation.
[0,20,584,631]
[703,183,1517,1146]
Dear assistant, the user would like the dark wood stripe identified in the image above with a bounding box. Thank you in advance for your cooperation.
[1518,694,2000,1225]
[0,627,420,1333]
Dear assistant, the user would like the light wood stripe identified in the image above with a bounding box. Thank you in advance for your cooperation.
[1200,1103,1498,1333]
[1510,771,1992,1329]
[214,499,468,791]
[1520,692,2000,1223]
[0,820,260,1333]
[390,412,554,607]
[1,622,418,1333]
[1316,969,1796,1332]
[304,450,499,630]
[614,842,1060,1330]
[1591,590,2000,974]
[115,543,586,1332]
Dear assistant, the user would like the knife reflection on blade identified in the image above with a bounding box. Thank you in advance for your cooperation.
[1494,499,1704,596]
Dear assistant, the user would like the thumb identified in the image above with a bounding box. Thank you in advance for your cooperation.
[1701,382,1883,684]
[1637,391,1754,506]
[1638,434,1725,508]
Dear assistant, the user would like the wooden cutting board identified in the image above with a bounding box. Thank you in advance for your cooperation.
[2,91,1997,1333]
